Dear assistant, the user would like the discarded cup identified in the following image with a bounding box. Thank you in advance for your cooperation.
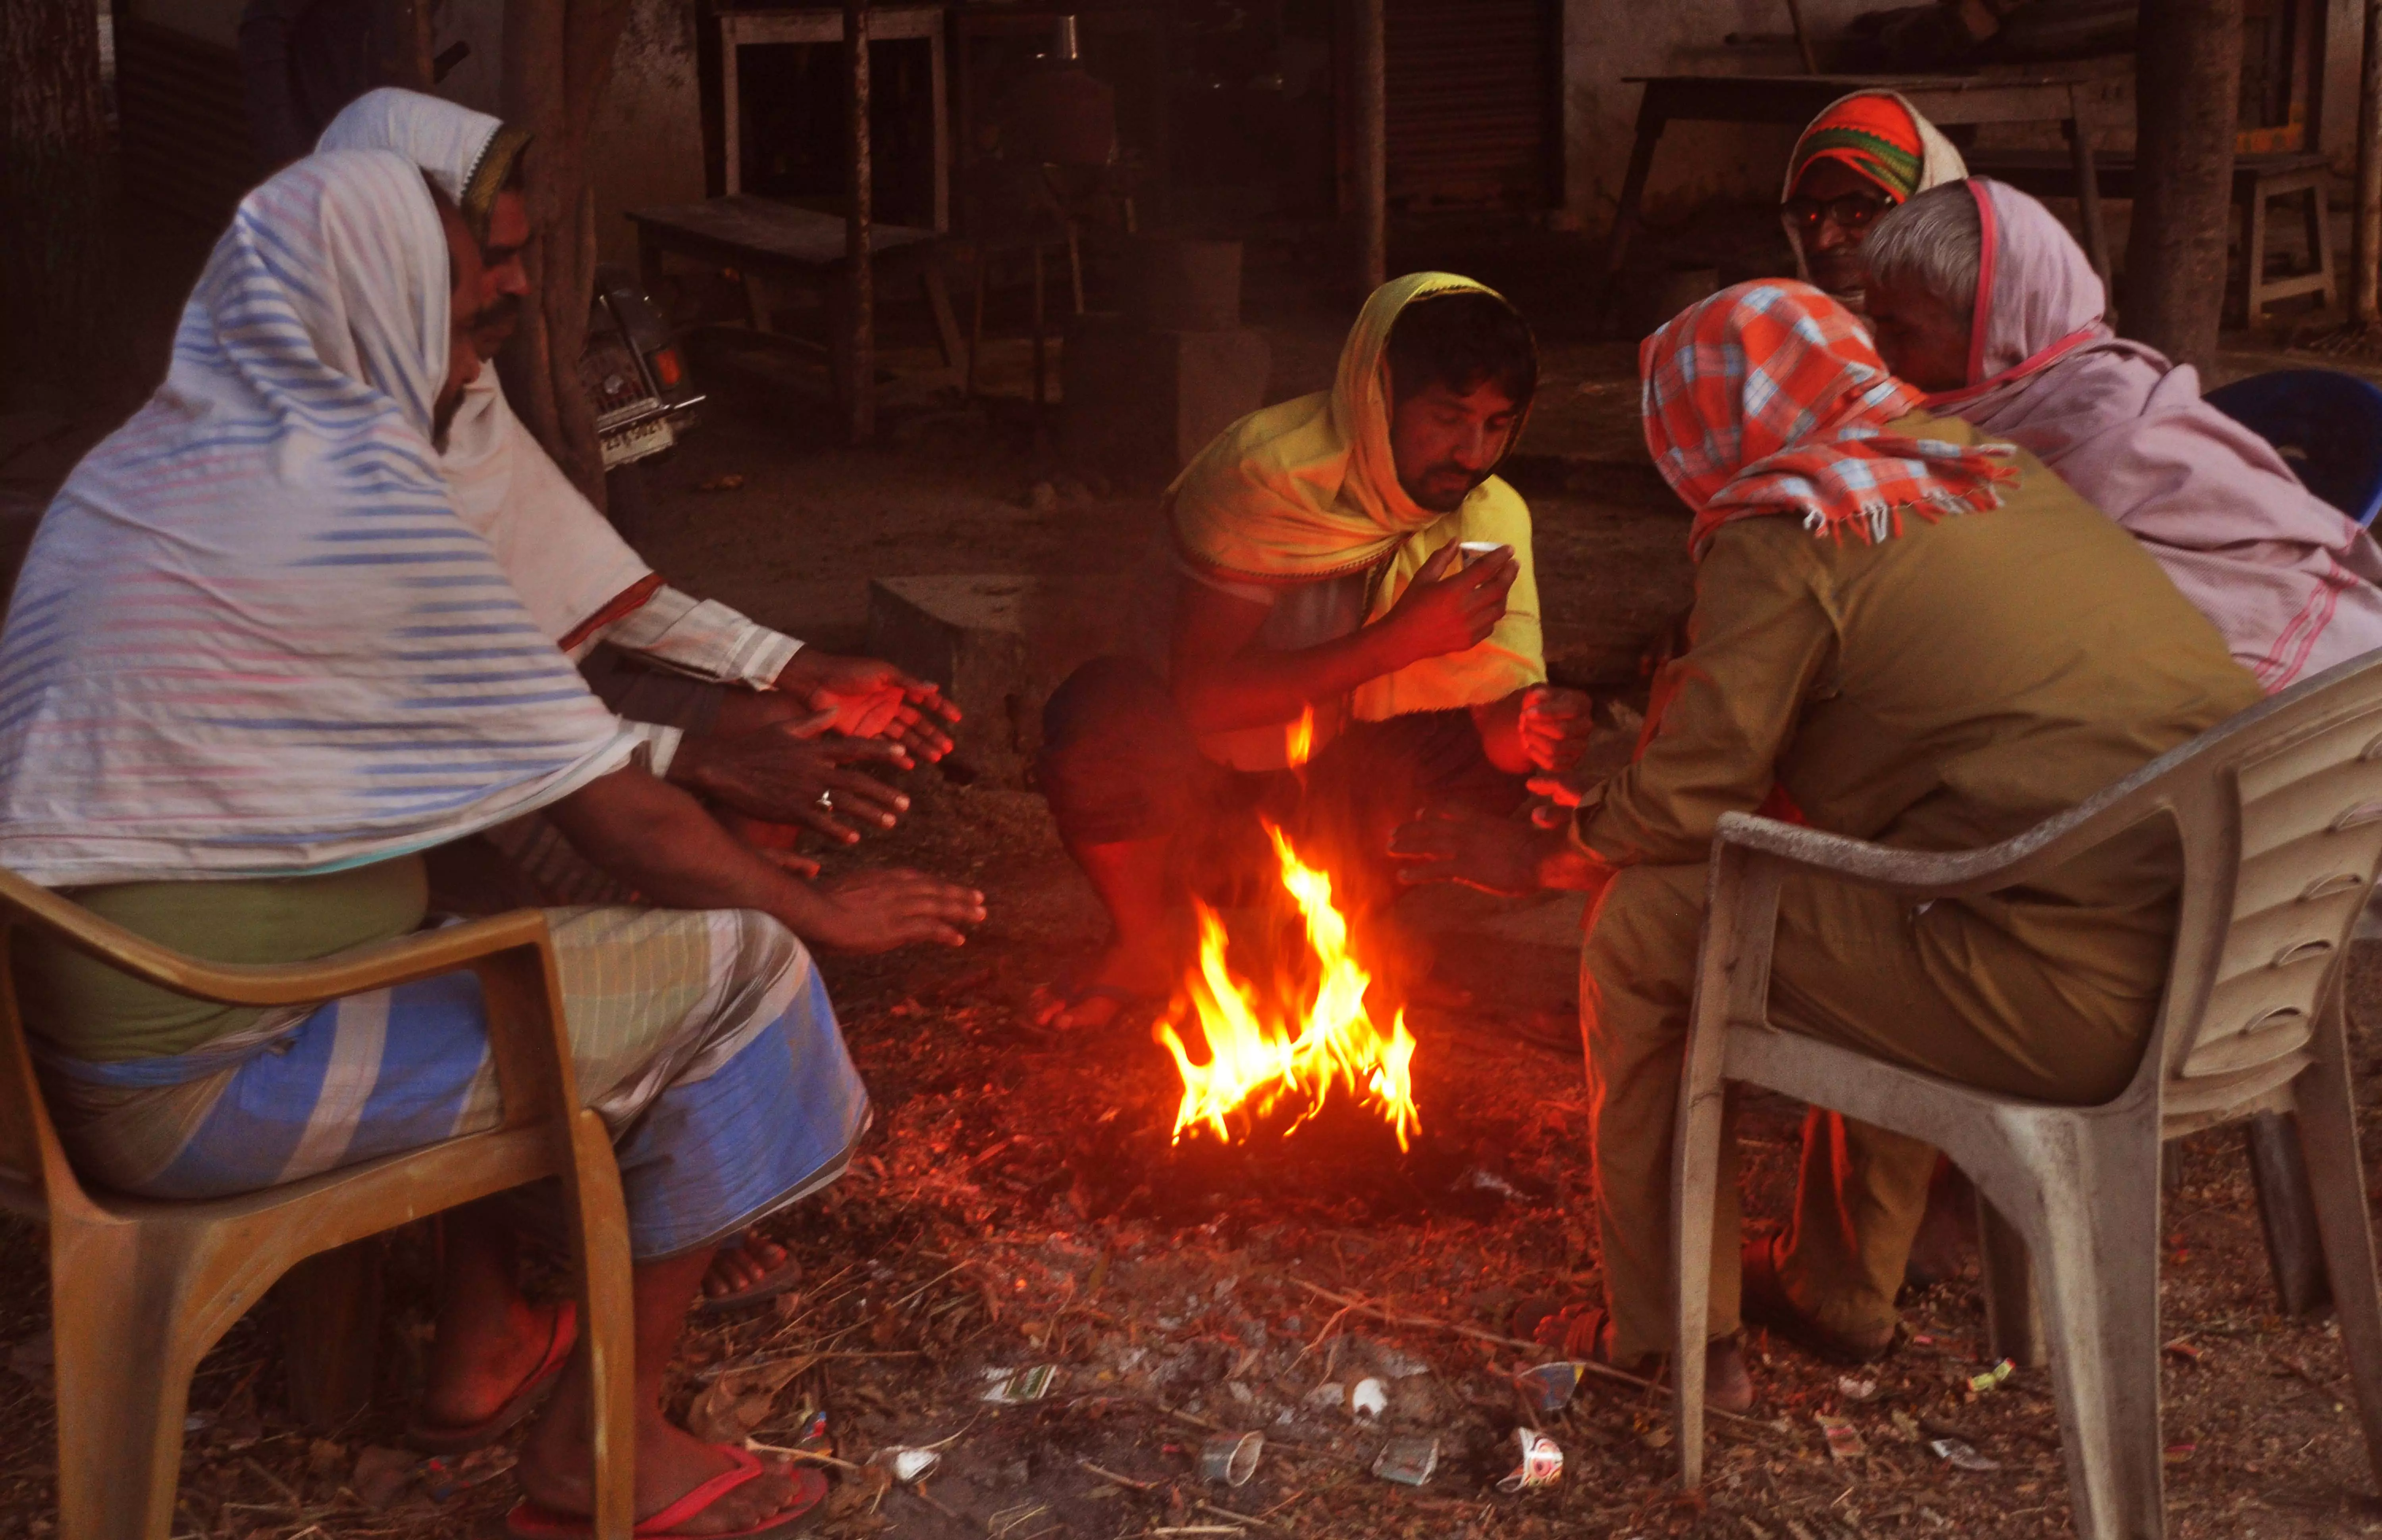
[1835,1374,1879,1403]
[1199,1432,1264,1487]
[870,1448,942,1484]
[1513,1361,1586,1416]
[1929,1437,2001,1473]
[1372,1435,1439,1487]
[981,1365,1059,1405]
[1349,1377,1388,1419]
[1495,1427,1563,1492]
[1815,1413,1864,1462]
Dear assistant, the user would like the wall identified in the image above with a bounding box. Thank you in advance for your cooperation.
[426,0,704,265]
[587,0,706,264]
[1559,0,1890,228]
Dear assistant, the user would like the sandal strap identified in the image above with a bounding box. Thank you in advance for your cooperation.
[636,1447,764,1536]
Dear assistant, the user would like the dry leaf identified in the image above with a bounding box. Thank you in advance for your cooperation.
[687,1358,811,1443]
[352,1446,419,1509]
[825,1464,893,1519]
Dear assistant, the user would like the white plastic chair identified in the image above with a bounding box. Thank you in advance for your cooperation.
[1669,651,2382,1540]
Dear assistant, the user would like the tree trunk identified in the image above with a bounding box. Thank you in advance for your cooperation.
[1351,0,1386,298]
[844,0,873,445]
[2122,0,2243,372]
[1,0,128,414]
[2354,0,2382,323]
[497,0,634,508]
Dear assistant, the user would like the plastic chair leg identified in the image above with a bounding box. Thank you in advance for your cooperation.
[1670,1041,1729,1486]
[50,1224,199,1540]
[2293,1012,2382,1494]
[1976,1192,2047,1368]
[566,1108,639,1540]
[2005,1120,2166,1540]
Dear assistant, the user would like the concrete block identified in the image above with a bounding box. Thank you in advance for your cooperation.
[1120,237,1244,331]
[863,574,1128,786]
[1061,314,1270,483]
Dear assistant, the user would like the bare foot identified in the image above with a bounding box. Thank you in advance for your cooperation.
[518,1407,804,1535]
[700,1227,796,1305]
[1029,945,1170,1030]
[419,1296,569,1431]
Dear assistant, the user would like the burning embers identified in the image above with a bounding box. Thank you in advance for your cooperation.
[1154,824,1421,1152]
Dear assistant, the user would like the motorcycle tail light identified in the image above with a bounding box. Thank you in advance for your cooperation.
[647,347,684,389]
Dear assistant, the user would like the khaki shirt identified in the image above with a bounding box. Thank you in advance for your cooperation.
[1574,415,2263,1006]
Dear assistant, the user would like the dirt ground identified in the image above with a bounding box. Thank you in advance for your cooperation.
[11,219,2382,1540]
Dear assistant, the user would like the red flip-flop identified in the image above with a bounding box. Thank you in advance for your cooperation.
[407,1300,578,1455]
[505,1447,829,1540]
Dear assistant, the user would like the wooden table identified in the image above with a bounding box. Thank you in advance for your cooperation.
[629,196,965,418]
[718,5,950,232]
[1598,73,2114,308]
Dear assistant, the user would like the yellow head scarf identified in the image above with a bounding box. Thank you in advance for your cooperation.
[1168,271,1545,723]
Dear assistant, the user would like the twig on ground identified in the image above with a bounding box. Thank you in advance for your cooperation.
[902,1484,965,1524]
[2272,1351,2343,1401]
[1257,1488,1308,1520]
[240,1457,306,1510]
[1198,1498,1275,1528]
[1281,1276,1779,1431]
[1157,1406,1337,1461]
[744,1440,864,1473]
[1079,1459,1160,1491]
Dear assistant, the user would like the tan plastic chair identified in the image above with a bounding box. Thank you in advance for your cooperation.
[1670,652,2382,1540]
[0,868,637,1540]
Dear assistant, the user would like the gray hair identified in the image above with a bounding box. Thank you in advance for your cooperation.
[1863,182,1983,318]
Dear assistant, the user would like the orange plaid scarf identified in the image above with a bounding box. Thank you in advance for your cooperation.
[1640,280,2017,560]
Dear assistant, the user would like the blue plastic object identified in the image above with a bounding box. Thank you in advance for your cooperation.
[2205,368,2382,528]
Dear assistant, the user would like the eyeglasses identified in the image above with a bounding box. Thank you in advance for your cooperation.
[1783,193,1891,233]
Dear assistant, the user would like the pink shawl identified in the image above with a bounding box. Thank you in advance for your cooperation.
[1923,179,2382,692]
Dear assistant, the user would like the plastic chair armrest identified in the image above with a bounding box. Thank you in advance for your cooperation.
[0,893,556,1009]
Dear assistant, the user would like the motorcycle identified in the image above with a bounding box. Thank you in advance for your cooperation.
[579,264,705,541]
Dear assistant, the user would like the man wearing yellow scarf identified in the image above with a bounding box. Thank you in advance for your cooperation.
[1033,273,1594,1029]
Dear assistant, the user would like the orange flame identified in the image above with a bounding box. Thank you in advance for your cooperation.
[1154,825,1420,1151]
[1285,705,1315,769]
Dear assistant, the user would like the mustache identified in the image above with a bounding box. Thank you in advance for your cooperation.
[466,294,523,335]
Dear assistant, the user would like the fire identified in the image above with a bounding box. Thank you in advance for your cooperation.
[1285,705,1315,768]
[1154,824,1420,1151]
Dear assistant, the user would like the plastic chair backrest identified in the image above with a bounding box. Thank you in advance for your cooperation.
[2130,653,2382,1129]
[2205,367,2382,527]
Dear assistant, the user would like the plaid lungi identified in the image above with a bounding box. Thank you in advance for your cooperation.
[36,905,867,1260]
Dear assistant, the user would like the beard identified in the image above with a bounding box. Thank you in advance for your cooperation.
[470,294,524,359]
[432,388,463,451]
[1405,462,1491,514]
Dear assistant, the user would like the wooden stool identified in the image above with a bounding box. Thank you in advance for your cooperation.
[1962,147,2338,324]
[2236,156,2336,324]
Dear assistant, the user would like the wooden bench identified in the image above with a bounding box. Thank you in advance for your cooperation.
[629,196,967,417]
[1961,148,2336,323]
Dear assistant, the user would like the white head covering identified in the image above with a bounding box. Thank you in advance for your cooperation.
[315,87,654,644]
[318,86,528,242]
[0,150,639,886]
